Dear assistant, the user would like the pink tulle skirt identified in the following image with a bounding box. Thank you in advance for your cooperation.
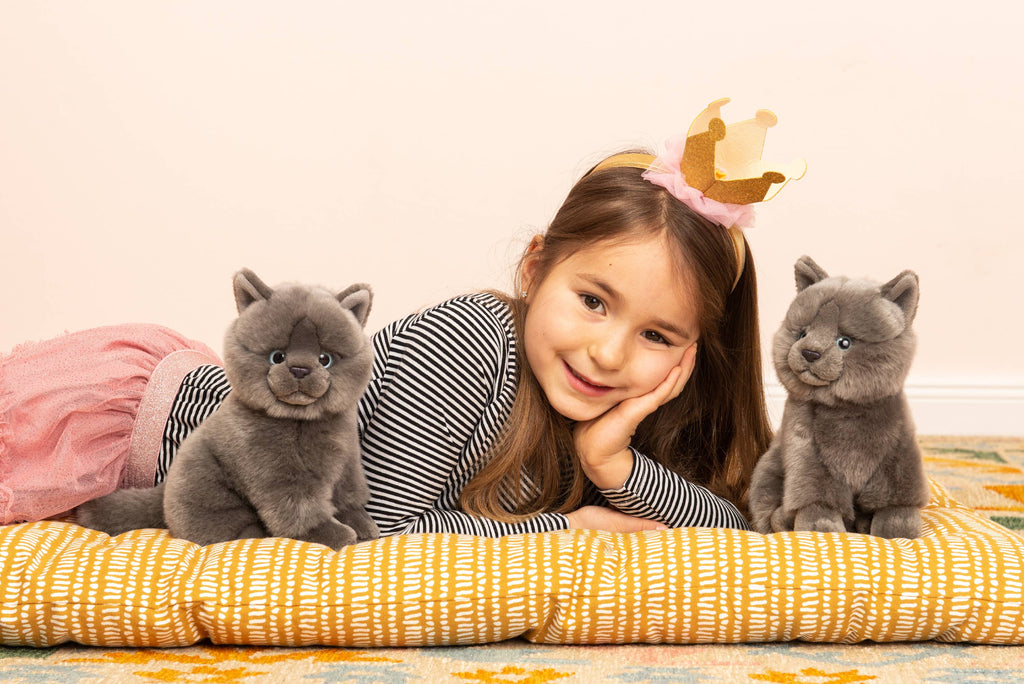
[0,324,221,524]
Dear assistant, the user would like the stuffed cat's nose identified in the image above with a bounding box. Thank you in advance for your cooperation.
[290,366,311,379]
[801,349,821,362]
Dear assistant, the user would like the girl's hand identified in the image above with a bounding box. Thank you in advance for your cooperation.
[566,505,668,532]
[573,344,697,490]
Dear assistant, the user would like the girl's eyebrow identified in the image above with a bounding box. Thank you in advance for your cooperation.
[578,274,694,342]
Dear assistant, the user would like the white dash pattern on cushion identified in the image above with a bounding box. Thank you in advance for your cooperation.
[1,480,1022,647]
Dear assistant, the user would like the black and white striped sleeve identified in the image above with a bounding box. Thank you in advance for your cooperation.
[357,294,572,537]
[158,364,232,485]
[599,449,750,530]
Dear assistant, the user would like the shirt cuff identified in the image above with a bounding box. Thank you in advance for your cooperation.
[597,448,652,509]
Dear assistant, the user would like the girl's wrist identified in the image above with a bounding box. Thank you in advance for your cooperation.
[580,448,634,490]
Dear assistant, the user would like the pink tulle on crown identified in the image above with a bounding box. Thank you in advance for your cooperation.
[641,137,756,230]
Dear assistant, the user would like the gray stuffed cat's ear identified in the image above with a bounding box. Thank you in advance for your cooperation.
[880,270,920,324]
[794,256,829,291]
[233,269,275,313]
[337,284,373,328]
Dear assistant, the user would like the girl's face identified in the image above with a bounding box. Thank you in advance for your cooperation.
[522,233,699,422]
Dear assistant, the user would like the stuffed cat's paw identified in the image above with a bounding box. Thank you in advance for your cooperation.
[749,505,796,533]
[769,507,796,533]
[303,518,358,550]
[336,508,380,543]
[749,445,785,534]
[869,506,923,539]
[793,503,846,534]
[748,507,777,534]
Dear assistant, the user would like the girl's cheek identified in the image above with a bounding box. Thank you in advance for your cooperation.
[656,351,687,386]
[632,354,679,393]
[545,312,579,344]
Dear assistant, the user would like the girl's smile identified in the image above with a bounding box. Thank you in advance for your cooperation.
[522,232,698,422]
[563,360,615,397]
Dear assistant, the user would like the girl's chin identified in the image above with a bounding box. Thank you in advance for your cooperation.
[546,394,612,423]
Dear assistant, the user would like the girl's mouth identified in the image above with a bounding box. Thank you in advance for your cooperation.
[563,361,613,397]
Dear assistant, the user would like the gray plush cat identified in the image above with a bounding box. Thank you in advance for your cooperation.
[77,269,379,550]
[748,256,929,539]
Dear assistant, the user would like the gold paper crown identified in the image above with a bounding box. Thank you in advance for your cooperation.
[592,98,805,290]
[593,97,806,205]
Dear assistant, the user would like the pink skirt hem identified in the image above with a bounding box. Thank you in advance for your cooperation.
[0,325,220,524]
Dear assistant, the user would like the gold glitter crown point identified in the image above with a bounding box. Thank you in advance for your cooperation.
[681,98,806,205]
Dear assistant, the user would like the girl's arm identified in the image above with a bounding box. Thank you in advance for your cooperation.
[404,479,668,535]
[597,449,750,530]
[400,507,570,536]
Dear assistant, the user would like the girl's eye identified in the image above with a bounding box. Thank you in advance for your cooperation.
[269,350,286,365]
[837,336,853,350]
[318,352,334,368]
[580,294,604,312]
[643,330,669,345]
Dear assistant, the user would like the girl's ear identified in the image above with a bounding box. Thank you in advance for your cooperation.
[520,235,545,297]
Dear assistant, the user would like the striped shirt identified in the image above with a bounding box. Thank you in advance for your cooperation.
[163,293,749,536]
[157,364,232,483]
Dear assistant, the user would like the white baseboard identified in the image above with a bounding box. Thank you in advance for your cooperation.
[764,378,1024,437]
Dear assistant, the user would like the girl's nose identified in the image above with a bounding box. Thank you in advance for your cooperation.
[588,332,627,370]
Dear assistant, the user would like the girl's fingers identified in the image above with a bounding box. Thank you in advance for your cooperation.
[648,343,697,408]
[667,343,698,401]
[568,505,668,532]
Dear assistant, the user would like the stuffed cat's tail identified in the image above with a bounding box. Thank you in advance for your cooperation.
[76,483,167,535]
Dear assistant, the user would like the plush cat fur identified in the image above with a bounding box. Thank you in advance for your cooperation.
[77,269,379,550]
[748,256,929,539]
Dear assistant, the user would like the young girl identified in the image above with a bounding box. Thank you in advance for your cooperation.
[357,155,774,536]
[2,111,794,536]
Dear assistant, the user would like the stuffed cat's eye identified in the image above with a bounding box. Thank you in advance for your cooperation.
[269,350,286,365]
[836,336,853,350]
[318,352,334,369]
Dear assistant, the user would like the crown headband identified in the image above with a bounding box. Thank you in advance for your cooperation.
[592,98,805,289]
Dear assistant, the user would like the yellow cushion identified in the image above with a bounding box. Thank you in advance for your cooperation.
[2,480,1022,647]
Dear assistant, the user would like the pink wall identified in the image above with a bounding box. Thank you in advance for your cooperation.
[2,2,1020,432]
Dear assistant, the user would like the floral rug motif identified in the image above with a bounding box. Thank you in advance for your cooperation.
[2,436,1023,683]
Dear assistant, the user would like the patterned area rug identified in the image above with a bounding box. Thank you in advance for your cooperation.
[2,436,1022,683]
[918,436,1024,538]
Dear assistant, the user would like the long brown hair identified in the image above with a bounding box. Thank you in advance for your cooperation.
[459,159,773,520]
